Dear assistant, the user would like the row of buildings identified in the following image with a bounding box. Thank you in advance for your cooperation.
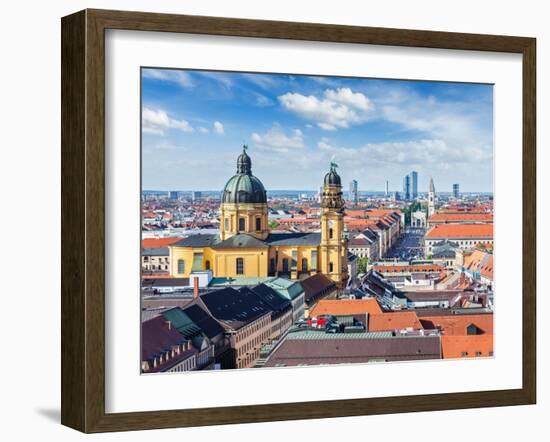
[141,272,338,372]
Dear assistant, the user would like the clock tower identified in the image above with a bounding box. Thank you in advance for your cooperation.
[320,163,348,289]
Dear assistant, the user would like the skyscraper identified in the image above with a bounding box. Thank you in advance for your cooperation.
[453,183,460,199]
[168,191,179,200]
[349,180,358,207]
[385,180,389,197]
[411,171,418,199]
[428,177,436,217]
[403,175,411,200]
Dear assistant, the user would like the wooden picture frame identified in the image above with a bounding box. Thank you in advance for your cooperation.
[61,8,536,433]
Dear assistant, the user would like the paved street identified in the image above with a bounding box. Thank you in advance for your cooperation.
[385,227,426,261]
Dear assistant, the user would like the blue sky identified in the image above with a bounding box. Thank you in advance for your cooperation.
[141,68,493,192]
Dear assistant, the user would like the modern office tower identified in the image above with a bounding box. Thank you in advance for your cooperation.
[349,180,358,206]
[168,191,179,200]
[403,174,411,200]
[453,183,460,199]
[428,176,436,217]
[192,191,202,202]
[411,171,418,199]
[385,180,389,196]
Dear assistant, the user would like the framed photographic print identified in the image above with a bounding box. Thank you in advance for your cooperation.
[61,9,536,433]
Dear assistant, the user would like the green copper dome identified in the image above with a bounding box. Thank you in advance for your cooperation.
[222,146,267,204]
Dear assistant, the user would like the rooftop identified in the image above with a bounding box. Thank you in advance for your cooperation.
[429,213,493,223]
[200,287,271,330]
[425,223,493,240]
[368,312,423,332]
[309,298,383,317]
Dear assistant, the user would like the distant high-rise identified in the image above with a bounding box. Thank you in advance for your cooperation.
[428,177,436,217]
[385,180,389,196]
[168,191,179,200]
[349,180,358,206]
[411,171,418,199]
[403,175,411,200]
[453,183,460,199]
[192,191,202,202]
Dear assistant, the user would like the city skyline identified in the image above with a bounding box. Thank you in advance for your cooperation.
[142,68,494,192]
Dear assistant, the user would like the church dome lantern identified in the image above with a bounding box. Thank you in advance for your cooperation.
[324,162,342,186]
[222,145,267,204]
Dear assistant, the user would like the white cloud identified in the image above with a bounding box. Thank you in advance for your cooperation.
[278,88,373,131]
[142,107,194,135]
[197,72,233,88]
[213,121,225,135]
[254,93,274,107]
[198,127,209,134]
[142,69,194,88]
[251,125,304,153]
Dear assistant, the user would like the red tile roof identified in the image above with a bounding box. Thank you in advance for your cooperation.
[142,237,183,248]
[428,213,493,223]
[425,223,493,239]
[368,312,422,332]
[373,264,444,273]
[309,299,382,317]
[480,255,494,280]
[420,314,493,335]
[441,335,493,359]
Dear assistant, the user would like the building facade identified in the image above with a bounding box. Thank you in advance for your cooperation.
[169,147,348,288]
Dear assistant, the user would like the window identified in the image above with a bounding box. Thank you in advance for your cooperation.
[282,258,289,273]
[291,250,298,271]
[255,217,261,231]
[269,258,276,274]
[301,258,308,272]
[236,257,244,275]
[177,259,185,274]
[329,228,333,239]
[329,262,334,273]
[461,351,468,357]
[205,260,211,270]
[224,217,229,231]
[238,218,245,232]
[192,252,203,271]
[311,250,317,271]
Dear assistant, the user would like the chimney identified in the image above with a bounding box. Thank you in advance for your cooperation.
[193,276,199,299]
[165,320,172,330]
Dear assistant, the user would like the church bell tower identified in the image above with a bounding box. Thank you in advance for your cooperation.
[320,162,348,289]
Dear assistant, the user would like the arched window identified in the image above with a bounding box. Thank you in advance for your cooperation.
[205,260,211,270]
[177,259,185,274]
[236,257,244,275]
[329,262,334,273]
[255,217,261,231]
[238,218,246,232]
[329,228,333,239]
[282,258,289,273]
[301,258,308,272]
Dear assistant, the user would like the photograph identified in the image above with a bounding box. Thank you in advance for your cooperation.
[140,68,495,373]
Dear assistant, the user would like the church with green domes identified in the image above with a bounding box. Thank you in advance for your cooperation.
[168,146,349,288]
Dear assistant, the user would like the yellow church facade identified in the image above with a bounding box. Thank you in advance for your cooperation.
[169,147,348,287]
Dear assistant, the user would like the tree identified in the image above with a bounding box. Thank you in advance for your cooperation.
[357,256,369,274]
[268,220,279,229]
